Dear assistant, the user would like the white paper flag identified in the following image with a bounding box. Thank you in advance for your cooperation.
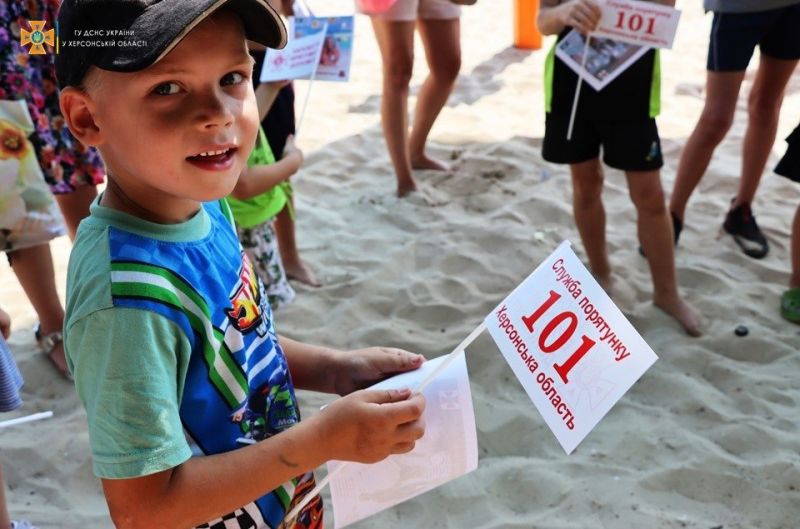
[484,241,658,454]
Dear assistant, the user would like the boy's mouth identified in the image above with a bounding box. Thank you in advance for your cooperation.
[186,147,238,170]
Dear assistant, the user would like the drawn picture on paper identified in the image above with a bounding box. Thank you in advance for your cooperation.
[555,29,649,92]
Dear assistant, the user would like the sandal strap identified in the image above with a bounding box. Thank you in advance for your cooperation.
[36,330,63,355]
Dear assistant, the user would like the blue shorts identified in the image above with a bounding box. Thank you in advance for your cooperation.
[707,4,800,71]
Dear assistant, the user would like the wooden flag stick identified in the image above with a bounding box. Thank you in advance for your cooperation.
[566,33,592,141]
[413,322,486,394]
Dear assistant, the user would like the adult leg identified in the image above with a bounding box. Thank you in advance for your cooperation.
[411,17,462,170]
[371,18,417,197]
[628,170,701,336]
[734,55,798,207]
[8,245,67,375]
[274,202,320,287]
[669,70,745,222]
[569,158,612,292]
[54,185,98,240]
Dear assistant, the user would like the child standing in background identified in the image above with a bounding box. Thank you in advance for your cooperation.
[227,114,304,309]
[538,0,701,336]
[251,0,320,287]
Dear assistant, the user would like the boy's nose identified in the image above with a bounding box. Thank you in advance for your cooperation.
[195,91,234,129]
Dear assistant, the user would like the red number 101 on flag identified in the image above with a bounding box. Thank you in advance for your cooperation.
[615,10,656,34]
[521,290,595,384]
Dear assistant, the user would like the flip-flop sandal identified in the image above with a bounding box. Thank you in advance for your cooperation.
[780,287,800,324]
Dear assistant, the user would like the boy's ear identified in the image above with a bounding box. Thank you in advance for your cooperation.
[60,87,103,147]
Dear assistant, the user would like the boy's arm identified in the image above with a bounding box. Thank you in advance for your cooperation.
[538,0,601,36]
[279,335,426,395]
[229,146,302,199]
[103,386,425,529]
[102,418,325,529]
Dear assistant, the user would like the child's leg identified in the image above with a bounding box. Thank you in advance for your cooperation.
[411,17,461,171]
[569,158,612,292]
[274,201,320,287]
[370,18,417,197]
[9,245,67,375]
[626,170,701,336]
[791,204,800,289]
[238,222,296,311]
[0,465,11,529]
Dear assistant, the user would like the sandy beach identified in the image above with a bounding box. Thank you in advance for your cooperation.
[1,0,799,527]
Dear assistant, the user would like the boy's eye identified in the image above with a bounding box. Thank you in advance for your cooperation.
[153,82,181,96]
[221,72,245,86]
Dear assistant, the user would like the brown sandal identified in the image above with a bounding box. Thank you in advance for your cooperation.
[34,323,71,380]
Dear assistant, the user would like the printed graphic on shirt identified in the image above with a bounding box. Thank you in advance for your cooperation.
[107,201,322,529]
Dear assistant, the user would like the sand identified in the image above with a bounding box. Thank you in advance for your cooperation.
[1,1,799,527]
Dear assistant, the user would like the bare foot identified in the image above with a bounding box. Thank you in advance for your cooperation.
[48,341,71,380]
[653,295,702,337]
[411,153,449,171]
[285,261,321,287]
[397,180,418,198]
[596,273,614,297]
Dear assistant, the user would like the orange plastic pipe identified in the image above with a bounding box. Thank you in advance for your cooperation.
[514,0,542,50]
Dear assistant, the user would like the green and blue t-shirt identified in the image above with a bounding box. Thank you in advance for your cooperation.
[64,199,322,529]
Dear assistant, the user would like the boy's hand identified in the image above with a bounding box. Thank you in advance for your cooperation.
[0,308,10,339]
[332,347,425,396]
[282,135,304,166]
[318,388,426,463]
[561,0,602,35]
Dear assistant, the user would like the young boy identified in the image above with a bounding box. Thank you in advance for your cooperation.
[57,2,426,528]
[538,0,701,336]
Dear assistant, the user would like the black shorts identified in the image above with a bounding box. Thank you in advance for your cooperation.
[543,112,663,172]
[776,124,800,182]
[707,4,800,72]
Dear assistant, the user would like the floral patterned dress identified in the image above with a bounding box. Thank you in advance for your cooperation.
[1,0,104,194]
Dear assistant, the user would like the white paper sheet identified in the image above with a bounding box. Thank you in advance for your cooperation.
[327,352,478,529]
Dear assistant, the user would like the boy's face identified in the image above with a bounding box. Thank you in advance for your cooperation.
[77,11,258,221]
